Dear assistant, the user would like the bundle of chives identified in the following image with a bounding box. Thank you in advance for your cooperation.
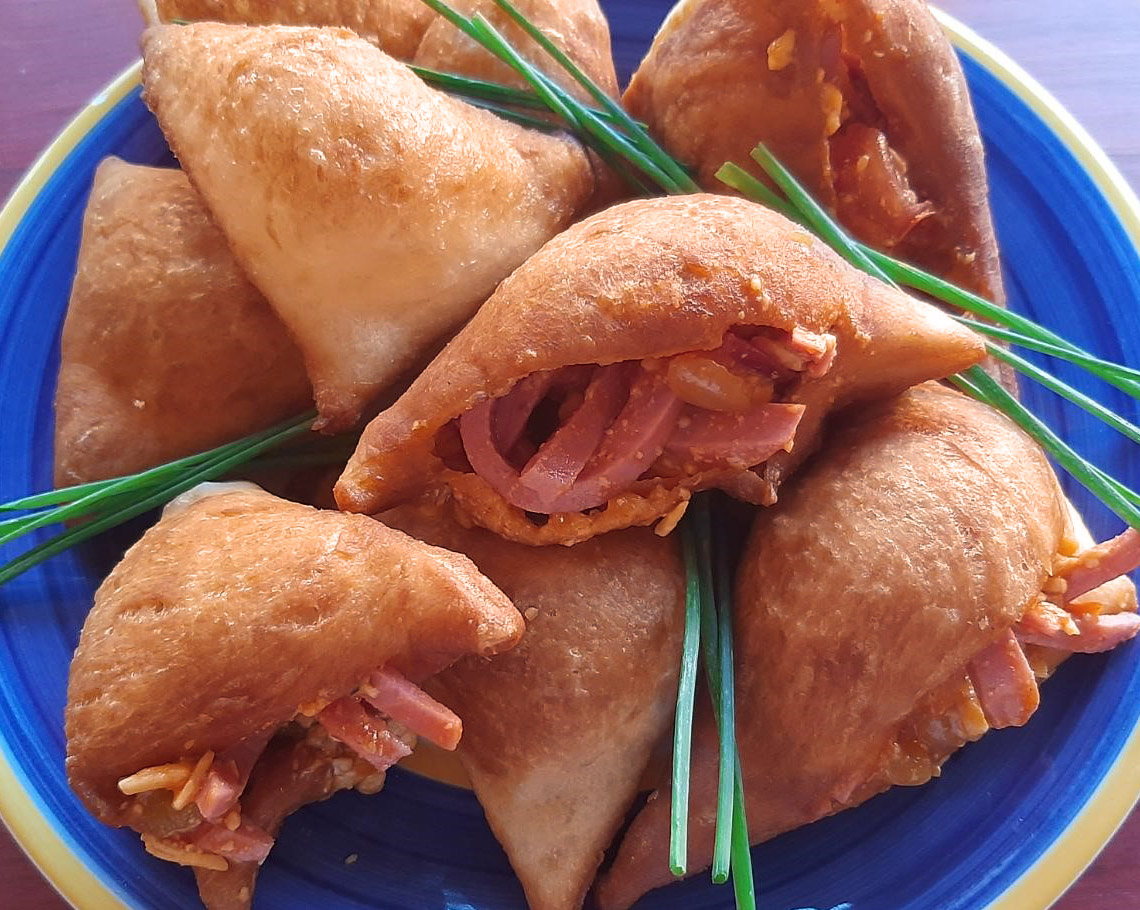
[0,412,318,584]
[674,497,755,908]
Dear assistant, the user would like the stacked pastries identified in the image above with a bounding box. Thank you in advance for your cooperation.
[54,2,1140,910]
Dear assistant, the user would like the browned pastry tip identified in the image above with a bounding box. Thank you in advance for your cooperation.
[413,0,618,99]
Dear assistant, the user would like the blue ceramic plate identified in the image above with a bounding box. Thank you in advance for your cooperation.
[1,5,1139,910]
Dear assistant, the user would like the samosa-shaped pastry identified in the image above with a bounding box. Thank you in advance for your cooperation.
[336,195,984,545]
[624,0,1003,301]
[596,383,1140,909]
[141,0,618,92]
[139,0,436,58]
[141,23,596,429]
[54,158,311,487]
[66,486,523,910]
[385,504,684,910]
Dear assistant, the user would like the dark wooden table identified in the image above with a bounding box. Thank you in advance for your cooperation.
[1,1,1138,907]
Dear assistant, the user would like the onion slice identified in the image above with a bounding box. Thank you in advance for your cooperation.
[187,819,275,865]
[539,369,683,514]
[513,364,630,506]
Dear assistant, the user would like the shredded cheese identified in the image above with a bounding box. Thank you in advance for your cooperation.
[171,750,215,811]
[141,834,228,872]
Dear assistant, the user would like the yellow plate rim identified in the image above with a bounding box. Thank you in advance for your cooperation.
[1,14,1139,910]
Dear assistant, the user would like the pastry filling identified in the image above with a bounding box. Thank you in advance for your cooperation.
[117,667,459,872]
[446,326,835,516]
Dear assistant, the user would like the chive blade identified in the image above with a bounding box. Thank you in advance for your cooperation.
[689,499,732,884]
[952,316,1140,396]
[671,520,703,877]
[951,367,1140,530]
[730,756,757,910]
[713,162,799,222]
[986,344,1140,446]
[458,95,559,130]
[488,0,698,192]
[710,514,739,886]
[408,64,548,109]
[868,250,1140,396]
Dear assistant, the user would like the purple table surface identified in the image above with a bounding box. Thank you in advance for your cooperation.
[1,0,1138,907]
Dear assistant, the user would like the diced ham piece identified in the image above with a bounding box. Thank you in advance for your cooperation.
[318,697,413,771]
[789,328,837,379]
[1057,529,1140,603]
[662,403,805,470]
[364,668,463,751]
[194,729,274,823]
[1015,599,1079,640]
[966,630,1040,729]
[712,330,836,379]
[186,820,275,865]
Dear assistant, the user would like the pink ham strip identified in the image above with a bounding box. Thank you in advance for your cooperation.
[539,369,683,513]
[1057,529,1140,603]
[317,697,412,771]
[662,403,805,470]
[195,729,275,823]
[514,364,630,505]
[185,819,275,865]
[364,668,463,751]
[966,630,1040,729]
[710,330,835,379]
[1017,610,1140,654]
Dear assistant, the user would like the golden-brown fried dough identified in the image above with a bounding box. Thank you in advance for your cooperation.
[336,195,984,544]
[625,0,1003,301]
[141,0,435,59]
[54,158,311,488]
[384,505,684,910]
[141,23,595,430]
[66,487,522,825]
[412,0,618,98]
[596,384,1139,909]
